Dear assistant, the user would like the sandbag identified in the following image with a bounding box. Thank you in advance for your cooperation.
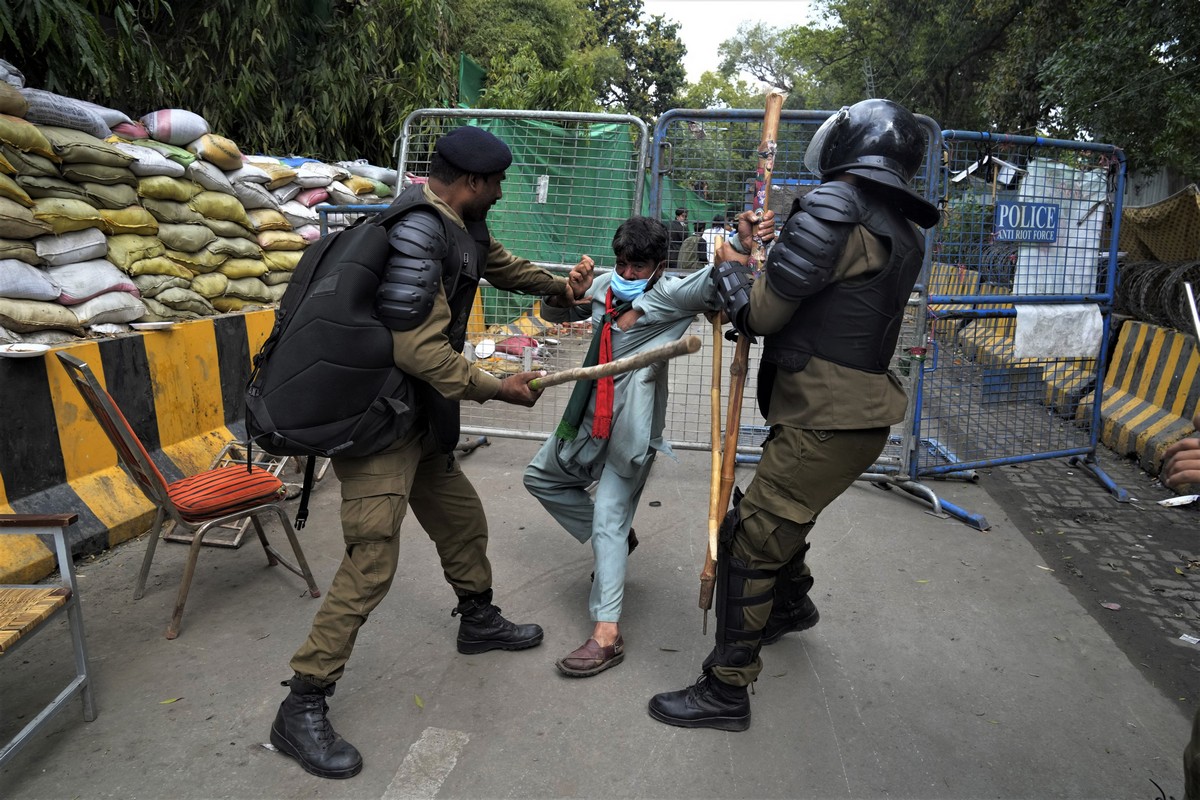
[140,295,202,321]
[142,197,205,225]
[111,121,149,140]
[218,257,269,279]
[187,134,242,170]
[0,295,82,333]
[141,109,210,146]
[222,276,270,302]
[106,234,166,271]
[38,126,133,166]
[0,197,52,238]
[61,162,138,187]
[232,180,278,211]
[0,114,57,159]
[126,255,192,279]
[189,191,251,226]
[16,174,92,203]
[32,197,103,234]
[81,181,138,210]
[75,98,132,128]
[246,208,291,232]
[295,187,329,208]
[165,246,227,273]
[186,160,235,194]
[0,259,60,301]
[258,230,306,251]
[271,183,301,204]
[132,139,196,167]
[0,83,27,118]
[200,216,255,241]
[190,272,228,299]
[20,89,110,138]
[0,238,41,264]
[261,270,292,286]
[295,224,321,242]
[208,236,261,260]
[137,175,202,202]
[157,222,216,252]
[279,199,319,228]
[0,144,58,177]
[98,206,159,236]
[35,227,108,265]
[263,249,303,272]
[71,290,146,325]
[226,164,271,184]
[44,258,138,304]
[133,273,190,298]
[155,285,216,315]
[111,142,186,177]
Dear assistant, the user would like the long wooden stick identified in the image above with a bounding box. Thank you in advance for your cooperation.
[527,335,701,390]
[702,315,723,635]
[698,88,787,618]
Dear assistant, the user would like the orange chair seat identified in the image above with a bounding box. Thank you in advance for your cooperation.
[167,465,287,523]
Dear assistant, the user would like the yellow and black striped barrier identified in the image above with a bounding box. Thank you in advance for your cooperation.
[1077,319,1199,473]
[0,310,275,584]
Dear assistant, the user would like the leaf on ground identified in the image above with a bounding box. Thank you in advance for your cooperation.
[659,647,680,652]
[915,579,929,584]
[159,697,182,704]
[414,695,424,709]
[1176,567,1186,575]
[1036,565,1054,571]
[1101,602,1121,610]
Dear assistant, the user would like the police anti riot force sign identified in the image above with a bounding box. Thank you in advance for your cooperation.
[994,201,1060,243]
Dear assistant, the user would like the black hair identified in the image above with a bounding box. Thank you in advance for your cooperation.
[612,216,668,263]
[712,215,725,225]
[675,207,688,217]
[428,152,467,184]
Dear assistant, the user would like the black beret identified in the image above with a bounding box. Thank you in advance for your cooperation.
[435,126,513,174]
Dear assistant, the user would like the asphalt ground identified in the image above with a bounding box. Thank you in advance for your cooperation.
[1,437,1196,800]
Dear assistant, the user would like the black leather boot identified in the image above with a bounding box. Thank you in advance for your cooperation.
[269,676,363,779]
[761,575,819,645]
[453,592,544,654]
[647,670,750,731]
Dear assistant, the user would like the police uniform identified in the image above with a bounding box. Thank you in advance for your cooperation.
[272,127,571,780]
[649,99,940,732]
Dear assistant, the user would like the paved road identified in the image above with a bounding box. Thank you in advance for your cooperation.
[1,438,1194,799]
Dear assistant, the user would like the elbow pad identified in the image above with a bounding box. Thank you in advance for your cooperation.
[377,209,446,331]
[714,260,755,340]
[764,182,861,302]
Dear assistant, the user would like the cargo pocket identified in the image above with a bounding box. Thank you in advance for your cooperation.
[339,477,408,544]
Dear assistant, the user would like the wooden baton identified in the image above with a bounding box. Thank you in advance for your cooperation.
[527,335,702,391]
[698,88,788,620]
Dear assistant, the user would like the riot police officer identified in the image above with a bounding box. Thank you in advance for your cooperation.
[648,99,940,731]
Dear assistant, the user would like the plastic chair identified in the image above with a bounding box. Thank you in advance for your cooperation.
[0,513,95,768]
[56,352,321,640]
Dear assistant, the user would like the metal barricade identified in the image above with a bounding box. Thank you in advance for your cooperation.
[920,131,1128,515]
[395,109,649,440]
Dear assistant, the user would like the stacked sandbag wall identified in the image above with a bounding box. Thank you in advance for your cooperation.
[0,58,398,346]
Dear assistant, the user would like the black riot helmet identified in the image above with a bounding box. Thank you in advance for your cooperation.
[804,99,940,228]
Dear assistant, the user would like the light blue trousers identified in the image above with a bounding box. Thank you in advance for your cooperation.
[524,437,655,623]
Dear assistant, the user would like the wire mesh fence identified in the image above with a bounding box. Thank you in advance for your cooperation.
[919,131,1126,476]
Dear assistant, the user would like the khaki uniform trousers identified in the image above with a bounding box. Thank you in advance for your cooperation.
[711,425,889,687]
[290,427,492,686]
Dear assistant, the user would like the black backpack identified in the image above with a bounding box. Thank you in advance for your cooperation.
[244,201,423,526]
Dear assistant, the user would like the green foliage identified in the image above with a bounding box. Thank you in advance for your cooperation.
[3,0,458,165]
[678,71,764,111]
[1040,0,1200,174]
[588,0,686,119]
[479,45,601,112]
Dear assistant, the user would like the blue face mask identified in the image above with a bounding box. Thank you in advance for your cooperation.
[610,272,648,302]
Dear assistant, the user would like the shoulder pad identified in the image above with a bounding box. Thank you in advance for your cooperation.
[763,193,857,302]
[378,208,447,331]
[387,208,447,260]
[797,181,865,224]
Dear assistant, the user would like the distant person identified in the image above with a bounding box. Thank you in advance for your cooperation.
[1160,413,1200,800]
[677,222,708,272]
[701,216,726,267]
[668,208,688,267]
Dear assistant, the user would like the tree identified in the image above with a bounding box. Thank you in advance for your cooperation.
[1,0,459,165]
[678,71,763,111]
[1040,0,1200,174]
[588,0,687,119]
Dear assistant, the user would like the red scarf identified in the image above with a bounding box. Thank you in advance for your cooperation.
[592,287,620,438]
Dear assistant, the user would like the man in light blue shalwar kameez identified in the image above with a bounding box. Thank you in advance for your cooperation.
[524,213,774,677]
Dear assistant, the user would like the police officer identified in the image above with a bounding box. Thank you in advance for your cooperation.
[648,99,940,731]
[270,126,593,778]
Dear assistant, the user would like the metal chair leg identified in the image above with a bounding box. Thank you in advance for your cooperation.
[134,507,167,601]
[270,506,321,598]
[165,521,211,640]
[250,516,279,566]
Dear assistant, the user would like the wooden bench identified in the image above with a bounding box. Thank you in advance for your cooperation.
[0,513,96,769]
